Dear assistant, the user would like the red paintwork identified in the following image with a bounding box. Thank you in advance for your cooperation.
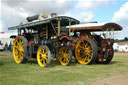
[79,32,91,39]
[21,33,26,36]
[101,44,107,48]
[98,54,103,59]
[29,41,32,44]
[70,23,122,31]
[67,42,73,47]
[60,36,70,41]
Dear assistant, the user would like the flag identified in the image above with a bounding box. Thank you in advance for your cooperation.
[0,32,5,34]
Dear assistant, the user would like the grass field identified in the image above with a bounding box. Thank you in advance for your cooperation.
[0,52,128,85]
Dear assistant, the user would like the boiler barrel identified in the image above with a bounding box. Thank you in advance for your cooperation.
[39,40,52,46]
[26,15,39,22]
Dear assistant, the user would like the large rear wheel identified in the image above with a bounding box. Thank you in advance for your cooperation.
[57,45,72,66]
[37,45,51,67]
[75,38,98,64]
[13,36,28,64]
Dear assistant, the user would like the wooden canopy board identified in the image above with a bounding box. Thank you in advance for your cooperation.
[68,23,122,31]
[8,16,80,30]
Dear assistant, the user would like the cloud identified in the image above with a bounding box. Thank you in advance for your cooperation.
[1,0,117,38]
[0,0,74,38]
[76,0,110,11]
[0,21,4,31]
[78,12,94,22]
[112,2,128,39]
[112,2,128,25]
[74,0,110,22]
[2,0,71,14]
[1,3,29,31]
[1,0,73,37]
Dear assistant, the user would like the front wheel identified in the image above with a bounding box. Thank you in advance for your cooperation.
[13,36,28,64]
[37,45,51,67]
[57,45,72,66]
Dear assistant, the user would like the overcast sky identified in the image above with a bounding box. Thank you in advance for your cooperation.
[0,0,128,39]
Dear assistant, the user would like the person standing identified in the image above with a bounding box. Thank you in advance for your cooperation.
[9,41,12,52]
[5,42,8,51]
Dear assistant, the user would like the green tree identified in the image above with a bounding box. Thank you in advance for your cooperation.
[124,37,128,41]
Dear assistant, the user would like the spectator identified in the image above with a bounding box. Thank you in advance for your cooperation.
[9,42,12,52]
[5,42,8,51]
[0,41,2,45]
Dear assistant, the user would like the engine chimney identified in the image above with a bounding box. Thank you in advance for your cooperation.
[51,13,57,18]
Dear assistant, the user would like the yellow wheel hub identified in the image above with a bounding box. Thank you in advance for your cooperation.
[13,37,24,64]
[75,40,93,64]
[58,46,70,66]
[37,46,48,67]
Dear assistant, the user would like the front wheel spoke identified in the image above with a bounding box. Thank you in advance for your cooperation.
[20,42,23,46]
[64,53,69,58]
[64,58,67,63]
[18,53,21,58]
[15,40,19,45]
[40,57,44,62]
[42,55,47,60]
[65,58,69,62]
[42,49,45,54]
[20,47,24,51]
[62,58,65,63]
[14,46,19,49]
[59,53,63,58]
[42,58,46,65]
[20,50,24,54]
[45,56,48,61]
[62,49,65,54]
[65,49,68,53]
[20,52,23,57]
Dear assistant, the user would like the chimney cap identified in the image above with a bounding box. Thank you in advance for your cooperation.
[51,13,57,17]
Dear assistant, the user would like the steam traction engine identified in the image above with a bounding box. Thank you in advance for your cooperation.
[67,23,122,64]
[8,14,122,67]
[8,15,80,67]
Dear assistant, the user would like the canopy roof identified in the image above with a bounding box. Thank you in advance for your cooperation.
[68,23,122,31]
[8,16,80,30]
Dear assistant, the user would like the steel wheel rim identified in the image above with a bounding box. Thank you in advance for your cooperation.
[13,37,24,64]
[75,40,93,64]
[37,46,48,67]
[58,46,70,66]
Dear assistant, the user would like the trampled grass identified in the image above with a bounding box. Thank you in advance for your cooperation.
[0,52,128,85]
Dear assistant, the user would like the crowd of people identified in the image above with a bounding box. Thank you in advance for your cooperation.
[0,40,12,52]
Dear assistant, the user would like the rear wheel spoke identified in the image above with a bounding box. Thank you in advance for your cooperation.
[75,39,96,65]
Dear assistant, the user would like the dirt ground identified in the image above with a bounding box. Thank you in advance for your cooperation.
[89,74,128,85]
